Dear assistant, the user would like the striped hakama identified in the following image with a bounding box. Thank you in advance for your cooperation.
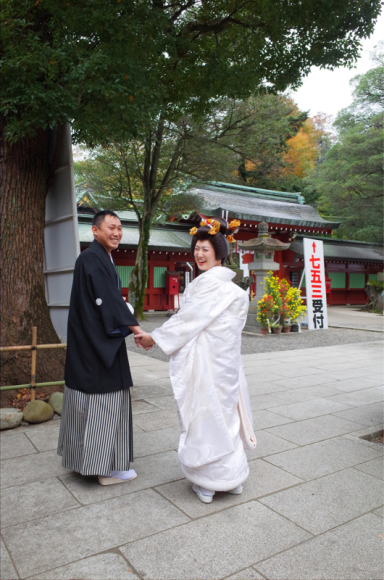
[57,386,133,476]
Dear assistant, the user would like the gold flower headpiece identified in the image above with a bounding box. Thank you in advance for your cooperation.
[190,218,241,242]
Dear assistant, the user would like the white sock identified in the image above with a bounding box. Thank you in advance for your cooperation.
[110,469,136,480]
[193,484,215,497]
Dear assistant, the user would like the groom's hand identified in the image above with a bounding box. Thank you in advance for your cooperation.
[135,331,155,349]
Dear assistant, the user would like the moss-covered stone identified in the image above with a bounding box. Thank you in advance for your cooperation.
[48,392,63,415]
[23,401,54,424]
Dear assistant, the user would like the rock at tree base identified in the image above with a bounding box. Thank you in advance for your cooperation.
[48,392,63,415]
[0,408,23,430]
[23,401,54,424]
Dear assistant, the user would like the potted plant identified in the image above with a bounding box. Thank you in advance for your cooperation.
[256,295,275,335]
[287,286,306,331]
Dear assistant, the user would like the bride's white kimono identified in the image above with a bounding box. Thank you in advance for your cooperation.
[151,266,256,491]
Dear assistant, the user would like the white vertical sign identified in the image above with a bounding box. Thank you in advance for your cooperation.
[185,271,190,288]
[303,238,328,330]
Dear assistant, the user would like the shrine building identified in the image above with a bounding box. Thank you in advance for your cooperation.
[78,182,383,310]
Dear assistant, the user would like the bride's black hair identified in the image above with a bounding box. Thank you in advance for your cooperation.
[190,216,229,266]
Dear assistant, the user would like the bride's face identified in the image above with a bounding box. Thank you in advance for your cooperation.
[194,239,222,271]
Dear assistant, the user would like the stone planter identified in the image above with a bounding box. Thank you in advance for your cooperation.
[283,325,291,333]
[291,323,299,332]
[273,326,282,335]
[260,327,268,335]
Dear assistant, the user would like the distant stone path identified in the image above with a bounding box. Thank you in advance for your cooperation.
[130,315,383,363]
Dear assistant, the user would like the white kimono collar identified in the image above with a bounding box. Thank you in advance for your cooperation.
[204,266,236,282]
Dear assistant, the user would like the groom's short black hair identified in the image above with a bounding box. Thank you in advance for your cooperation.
[92,210,120,228]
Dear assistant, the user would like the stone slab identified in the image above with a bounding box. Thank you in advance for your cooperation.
[249,394,291,411]
[246,382,287,397]
[2,489,189,578]
[156,459,302,518]
[260,468,383,535]
[0,538,18,580]
[265,437,383,481]
[132,409,180,431]
[131,401,161,415]
[323,376,384,392]
[130,385,172,401]
[327,388,384,407]
[271,374,340,390]
[334,402,384,426]
[269,398,351,421]
[226,567,264,579]
[257,513,384,580]
[374,507,384,518]
[354,457,384,480]
[30,552,139,579]
[143,395,177,411]
[0,418,61,437]
[251,410,294,430]
[271,385,344,403]
[0,432,37,459]
[60,450,183,505]
[134,426,179,458]
[23,424,61,451]
[0,449,73,489]
[267,415,366,446]
[242,370,286,382]
[246,430,298,460]
[120,501,311,580]
[1,477,79,529]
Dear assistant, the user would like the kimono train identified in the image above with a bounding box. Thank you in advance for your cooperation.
[151,266,256,491]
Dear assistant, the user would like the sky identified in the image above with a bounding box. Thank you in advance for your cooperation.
[291,10,383,120]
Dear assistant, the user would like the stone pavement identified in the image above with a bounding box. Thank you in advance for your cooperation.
[1,341,383,580]
[328,305,384,333]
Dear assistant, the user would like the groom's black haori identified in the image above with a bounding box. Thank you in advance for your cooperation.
[58,234,139,476]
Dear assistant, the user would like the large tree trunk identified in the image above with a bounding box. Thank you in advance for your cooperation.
[129,212,151,320]
[0,117,66,387]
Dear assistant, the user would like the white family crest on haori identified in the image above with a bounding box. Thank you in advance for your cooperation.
[151,266,256,492]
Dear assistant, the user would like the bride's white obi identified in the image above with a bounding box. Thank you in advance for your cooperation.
[151,266,256,491]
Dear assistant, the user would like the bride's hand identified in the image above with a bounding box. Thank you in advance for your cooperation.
[135,332,155,349]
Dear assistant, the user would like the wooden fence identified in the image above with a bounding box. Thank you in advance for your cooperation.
[0,327,66,398]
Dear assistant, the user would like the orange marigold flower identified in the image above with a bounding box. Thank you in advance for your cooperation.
[189,227,198,236]
[228,219,241,230]
[227,235,235,243]
[200,220,207,227]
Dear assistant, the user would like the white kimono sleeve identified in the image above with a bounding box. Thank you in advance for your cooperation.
[151,274,236,355]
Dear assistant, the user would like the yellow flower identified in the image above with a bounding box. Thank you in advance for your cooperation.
[189,227,198,236]
[227,235,235,243]
[200,220,208,227]
[228,219,241,230]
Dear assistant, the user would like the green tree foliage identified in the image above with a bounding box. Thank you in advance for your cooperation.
[3,0,382,143]
[76,94,298,316]
[303,44,384,244]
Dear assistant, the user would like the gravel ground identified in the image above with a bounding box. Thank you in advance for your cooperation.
[127,314,383,363]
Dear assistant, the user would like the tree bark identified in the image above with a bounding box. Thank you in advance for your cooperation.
[0,116,65,387]
[128,212,151,320]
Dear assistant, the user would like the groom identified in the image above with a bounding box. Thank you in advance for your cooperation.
[58,210,145,485]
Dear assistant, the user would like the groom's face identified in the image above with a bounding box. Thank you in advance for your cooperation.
[92,215,123,254]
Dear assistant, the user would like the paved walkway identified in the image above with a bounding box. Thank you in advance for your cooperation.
[328,305,384,333]
[1,341,383,580]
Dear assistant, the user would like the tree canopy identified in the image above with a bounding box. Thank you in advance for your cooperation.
[303,44,384,244]
[2,0,382,143]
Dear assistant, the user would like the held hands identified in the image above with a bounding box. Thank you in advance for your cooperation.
[134,331,155,351]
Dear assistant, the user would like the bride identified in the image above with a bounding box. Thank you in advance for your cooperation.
[137,217,256,504]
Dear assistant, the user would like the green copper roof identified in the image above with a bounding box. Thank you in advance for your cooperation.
[208,182,306,205]
[190,183,340,230]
